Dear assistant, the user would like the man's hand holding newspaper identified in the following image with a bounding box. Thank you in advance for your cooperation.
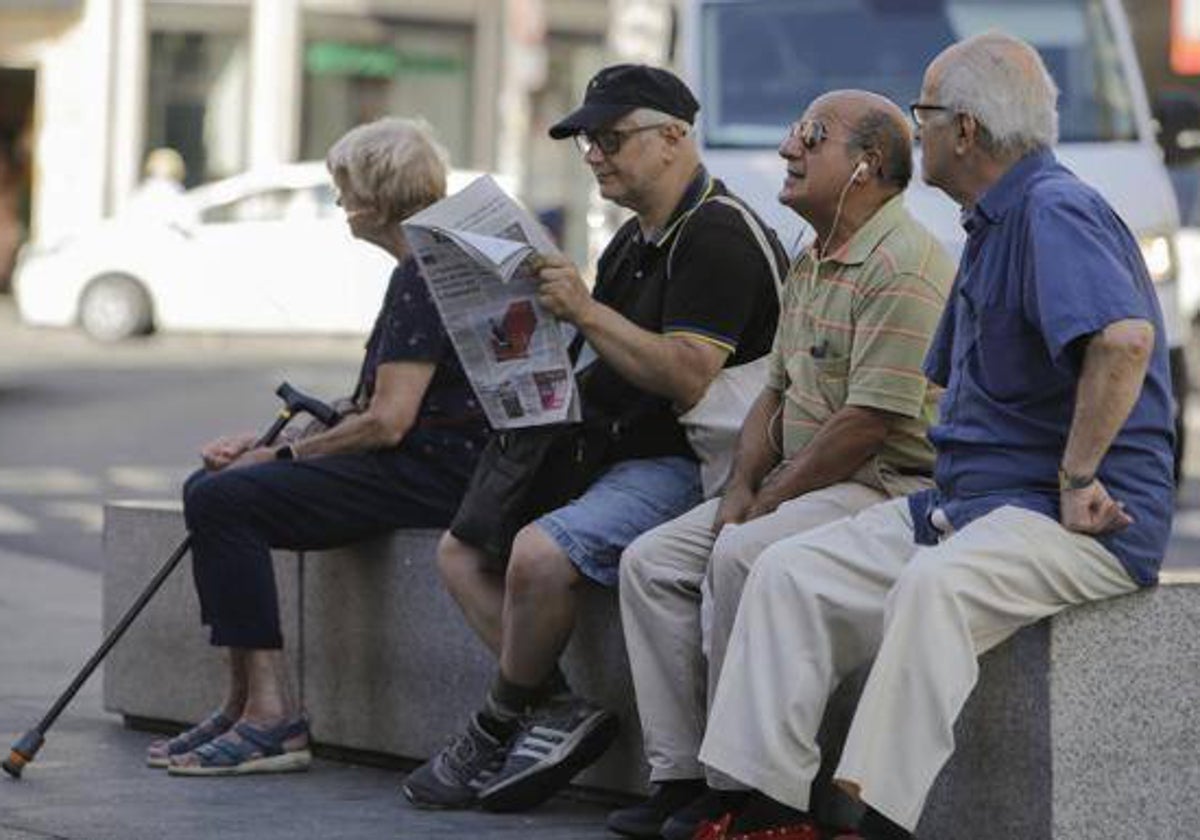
[527,254,595,324]
[402,176,581,430]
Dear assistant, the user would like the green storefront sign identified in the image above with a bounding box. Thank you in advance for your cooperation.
[306,42,463,78]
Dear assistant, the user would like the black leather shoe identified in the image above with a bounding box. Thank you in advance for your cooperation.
[607,779,707,837]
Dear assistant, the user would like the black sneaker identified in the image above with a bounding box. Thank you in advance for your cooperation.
[402,714,509,810]
[607,779,707,838]
[477,694,620,813]
[661,788,750,840]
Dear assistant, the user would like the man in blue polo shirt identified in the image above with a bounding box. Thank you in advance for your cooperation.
[690,33,1175,840]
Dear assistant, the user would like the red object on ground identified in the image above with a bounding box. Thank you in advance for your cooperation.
[691,812,822,840]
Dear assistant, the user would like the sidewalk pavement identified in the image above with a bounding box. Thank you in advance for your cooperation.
[0,548,622,839]
[0,297,365,375]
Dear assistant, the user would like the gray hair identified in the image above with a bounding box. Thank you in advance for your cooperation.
[626,107,691,134]
[325,117,449,223]
[846,108,913,189]
[933,32,1059,158]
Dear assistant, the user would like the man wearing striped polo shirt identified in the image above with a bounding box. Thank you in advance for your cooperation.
[613,89,955,840]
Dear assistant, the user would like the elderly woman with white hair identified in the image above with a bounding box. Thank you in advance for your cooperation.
[146,118,489,776]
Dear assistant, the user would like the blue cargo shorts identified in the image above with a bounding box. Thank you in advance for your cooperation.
[536,456,702,588]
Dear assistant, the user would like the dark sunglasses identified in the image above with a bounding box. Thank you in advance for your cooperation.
[784,119,829,151]
[574,122,670,156]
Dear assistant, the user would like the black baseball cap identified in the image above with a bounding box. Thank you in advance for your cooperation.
[548,64,700,139]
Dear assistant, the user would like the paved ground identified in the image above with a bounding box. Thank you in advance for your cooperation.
[3,301,1199,838]
[0,305,623,838]
[0,547,620,840]
[0,300,361,571]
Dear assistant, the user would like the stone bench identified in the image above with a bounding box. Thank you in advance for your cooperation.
[102,501,1200,838]
[100,501,644,794]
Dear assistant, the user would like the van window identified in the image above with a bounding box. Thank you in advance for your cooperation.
[700,0,1138,148]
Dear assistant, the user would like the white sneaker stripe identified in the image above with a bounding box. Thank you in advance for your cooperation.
[527,726,567,740]
[520,735,558,751]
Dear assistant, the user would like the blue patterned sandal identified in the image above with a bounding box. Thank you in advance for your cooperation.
[167,717,311,776]
[146,711,234,768]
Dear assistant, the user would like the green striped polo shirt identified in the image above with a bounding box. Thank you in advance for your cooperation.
[766,193,955,496]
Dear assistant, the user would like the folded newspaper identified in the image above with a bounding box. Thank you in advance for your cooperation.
[402,175,580,429]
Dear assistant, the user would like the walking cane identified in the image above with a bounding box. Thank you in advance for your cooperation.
[3,381,339,779]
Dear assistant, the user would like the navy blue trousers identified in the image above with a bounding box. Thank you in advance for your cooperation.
[183,447,466,649]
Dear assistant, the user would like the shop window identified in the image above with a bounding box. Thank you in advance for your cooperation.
[146,31,249,187]
[300,23,474,166]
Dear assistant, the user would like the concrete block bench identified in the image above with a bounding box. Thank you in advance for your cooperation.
[101,501,645,794]
[299,534,645,792]
[916,579,1200,839]
[102,501,1200,837]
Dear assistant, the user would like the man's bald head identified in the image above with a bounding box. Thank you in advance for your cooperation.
[926,32,1059,159]
[811,90,913,191]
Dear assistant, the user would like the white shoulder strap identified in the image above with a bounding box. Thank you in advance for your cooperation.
[667,194,784,302]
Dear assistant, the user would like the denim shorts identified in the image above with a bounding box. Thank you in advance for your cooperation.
[537,456,702,588]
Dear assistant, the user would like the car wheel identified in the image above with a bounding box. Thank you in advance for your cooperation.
[79,274,154,341]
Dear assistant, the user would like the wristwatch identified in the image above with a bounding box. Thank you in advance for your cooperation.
[275,444,296,461]
[1058,467,1095,491]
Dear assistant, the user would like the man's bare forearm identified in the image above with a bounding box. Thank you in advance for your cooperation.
[757,404,893,504]
[726,388,785,492]
[533,254,726,408]
[1061,318,1155,478]
[574,301,723,409]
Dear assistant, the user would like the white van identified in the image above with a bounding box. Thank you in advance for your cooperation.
[678,0,1187,469]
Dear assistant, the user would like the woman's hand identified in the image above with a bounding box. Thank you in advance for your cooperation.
[226,446,279,471]
[201,432,258,471]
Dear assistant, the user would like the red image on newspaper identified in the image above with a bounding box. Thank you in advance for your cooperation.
[490,300,537,362]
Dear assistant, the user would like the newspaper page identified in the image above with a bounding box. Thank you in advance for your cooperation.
[402,175,579,429]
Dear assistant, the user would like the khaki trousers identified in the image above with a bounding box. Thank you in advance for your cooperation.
[699,498,1139,831]
[619,482,886,782]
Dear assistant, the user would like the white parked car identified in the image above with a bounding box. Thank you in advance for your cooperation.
[13,162,500,341]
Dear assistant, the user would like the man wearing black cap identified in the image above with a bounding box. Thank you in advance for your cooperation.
[403,64,786,813]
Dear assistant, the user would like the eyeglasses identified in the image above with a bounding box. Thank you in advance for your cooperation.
[574,122,671,156]
[909,102,952,127]
[783,119,828,151]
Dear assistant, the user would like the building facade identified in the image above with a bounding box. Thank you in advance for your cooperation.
[0,0,635,266]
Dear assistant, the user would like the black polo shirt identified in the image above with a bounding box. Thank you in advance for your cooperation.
[578,166,785,463]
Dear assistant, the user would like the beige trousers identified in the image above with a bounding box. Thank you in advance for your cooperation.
[619,482,886,782]
[699,498,1139,831]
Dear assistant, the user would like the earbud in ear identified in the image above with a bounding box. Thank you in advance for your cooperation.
[853,160,869,180]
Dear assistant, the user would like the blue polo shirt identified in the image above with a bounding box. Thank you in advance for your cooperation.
[908,150,1175,586]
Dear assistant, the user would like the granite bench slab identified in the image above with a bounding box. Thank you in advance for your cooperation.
[102,501,1200,837]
